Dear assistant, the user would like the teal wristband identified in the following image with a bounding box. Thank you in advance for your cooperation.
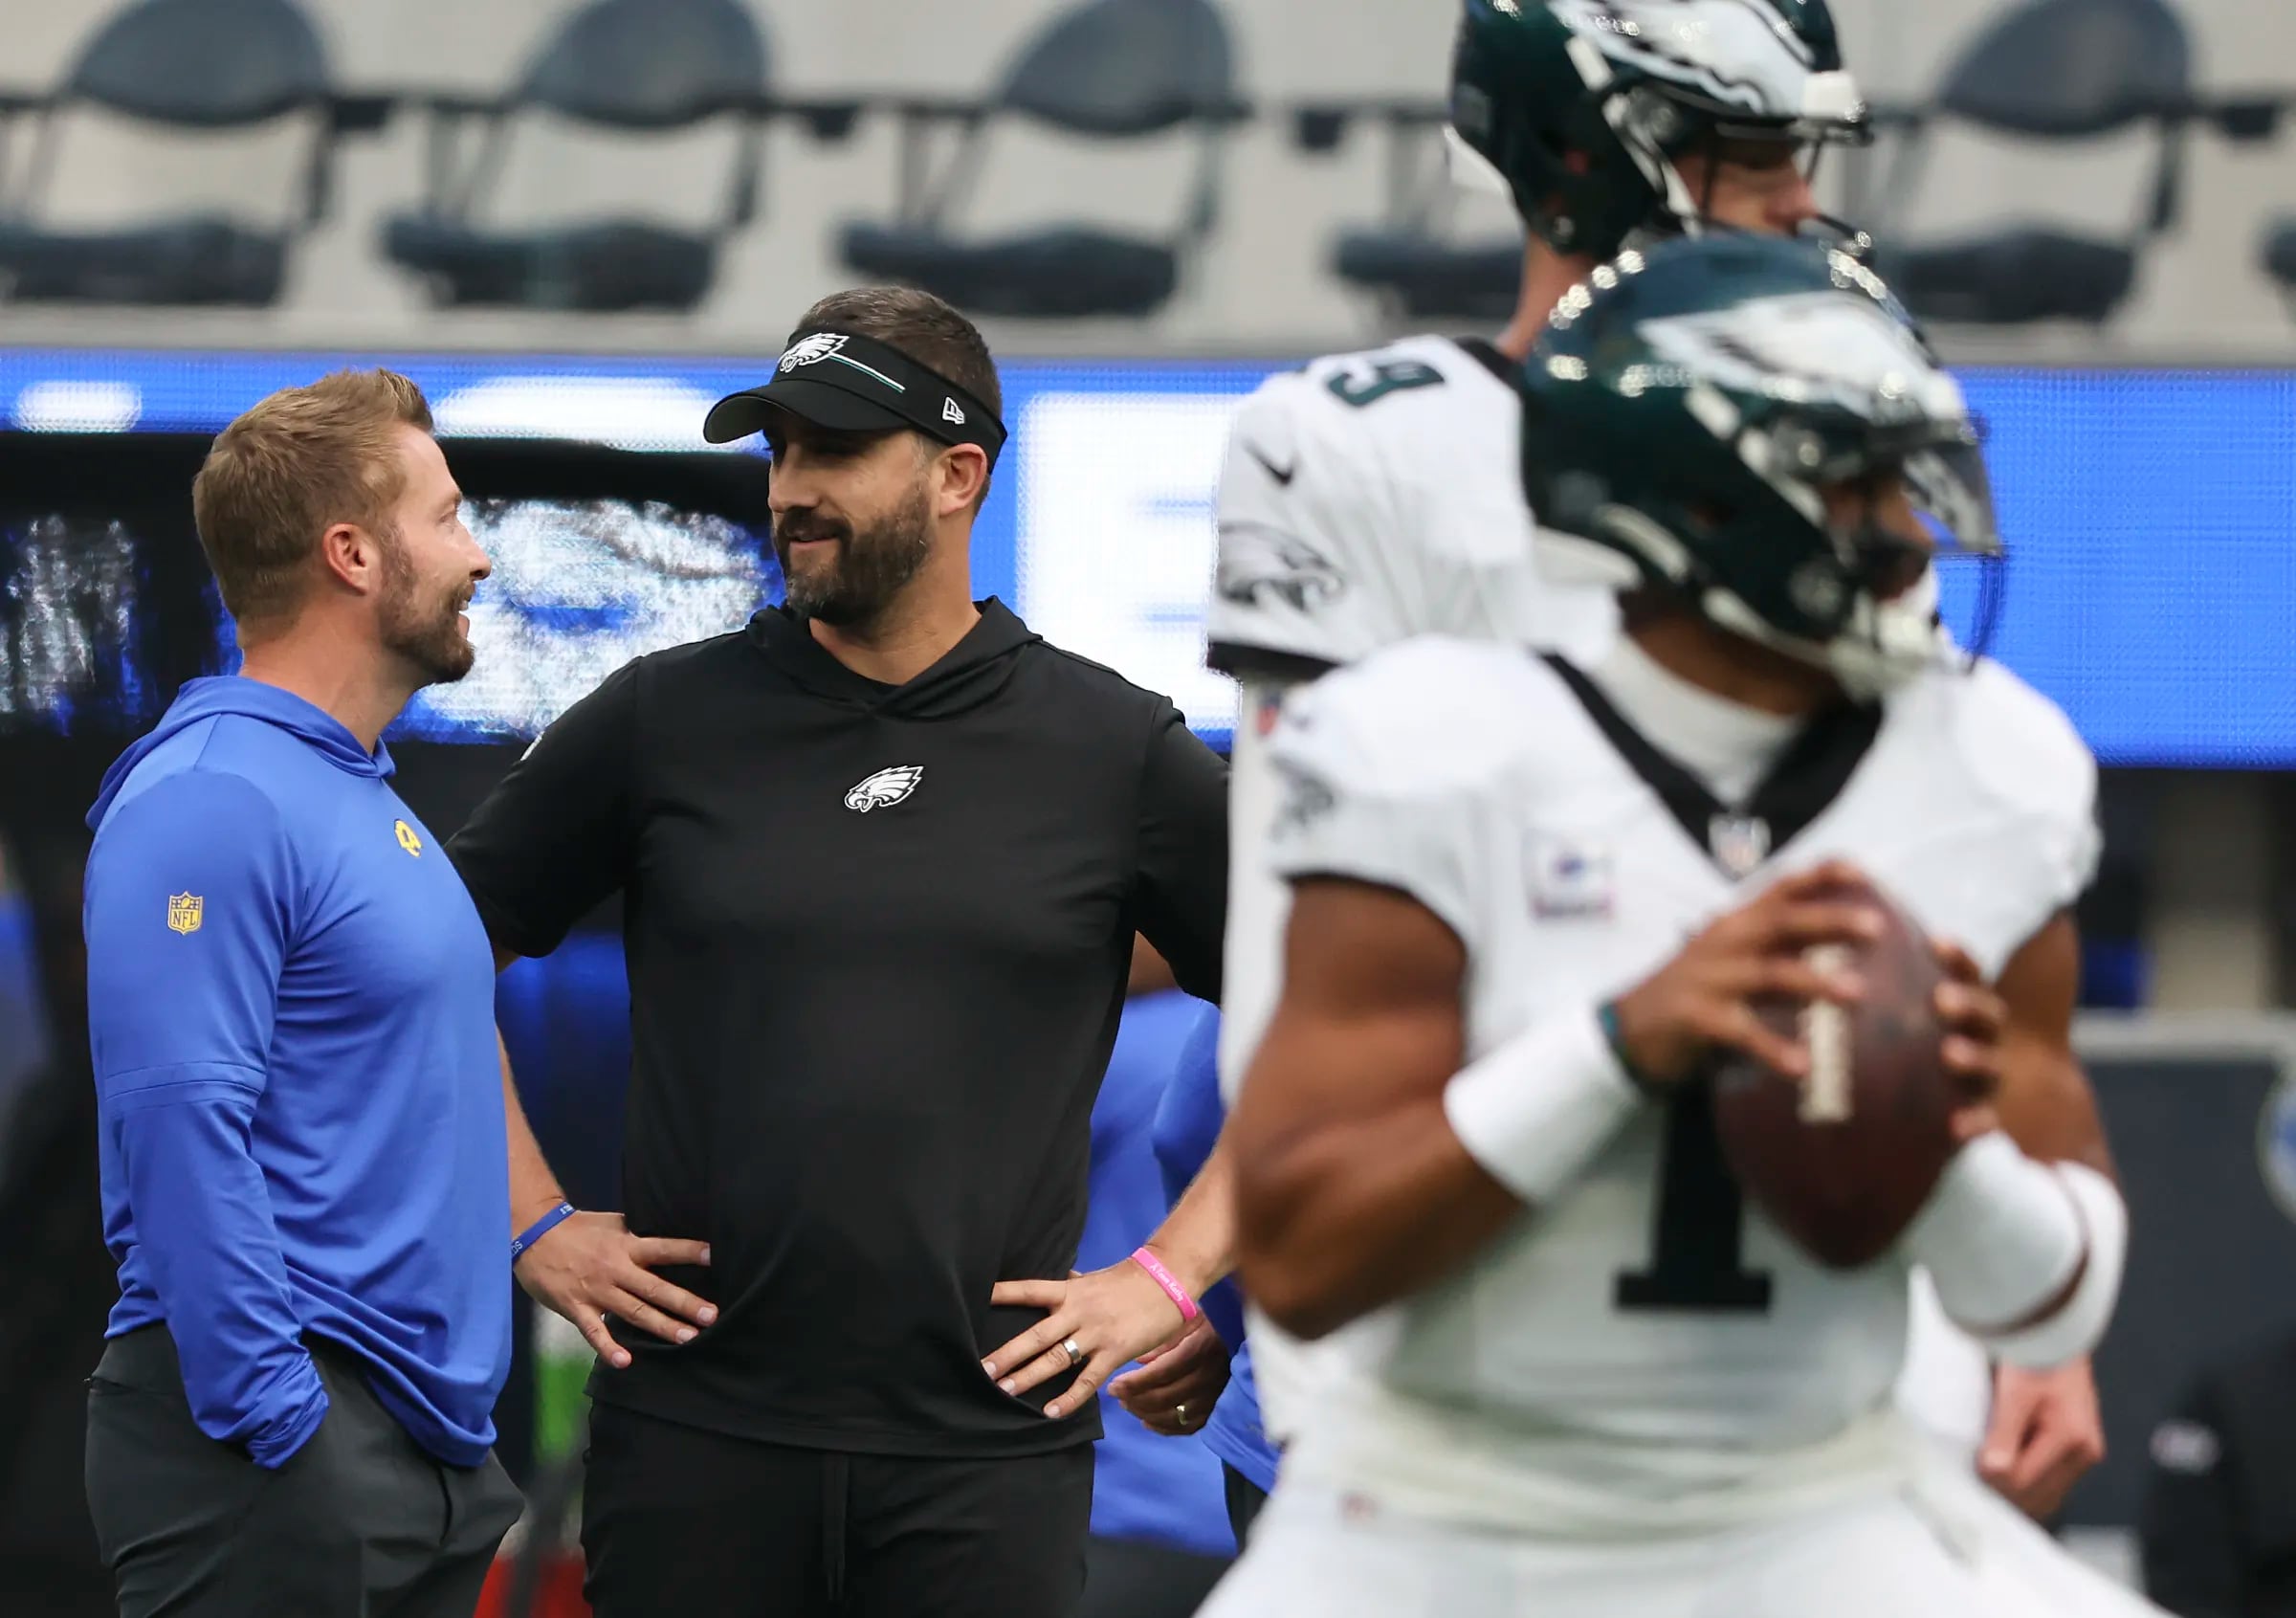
[1596,1001,1665,1098]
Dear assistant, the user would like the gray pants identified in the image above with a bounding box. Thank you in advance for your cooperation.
[84,1325,523,1618]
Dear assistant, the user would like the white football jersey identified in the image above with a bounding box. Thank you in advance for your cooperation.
[1260,635,2099,1531]
[1206,334,1617,680]
[1206,335,1620,1443]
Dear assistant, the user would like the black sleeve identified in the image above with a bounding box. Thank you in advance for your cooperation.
[1130,701,1228,1005]
[446,659,641,960]
[2139,1378,2248,1618]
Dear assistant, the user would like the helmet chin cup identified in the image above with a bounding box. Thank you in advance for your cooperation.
[1702,573,1954,702]
[1825,573,1956,698]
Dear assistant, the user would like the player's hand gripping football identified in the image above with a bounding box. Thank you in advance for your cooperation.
[1931,934,2010,1142]
[514,1210,716,1369]
[1607,861,1888,1086]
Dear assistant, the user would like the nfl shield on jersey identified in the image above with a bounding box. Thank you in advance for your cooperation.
[1255,635,2099,1536]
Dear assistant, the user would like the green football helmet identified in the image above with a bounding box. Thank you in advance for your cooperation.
[1450,0,1870,260]
[1519,234,2000,698]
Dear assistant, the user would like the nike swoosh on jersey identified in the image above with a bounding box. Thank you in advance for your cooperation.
[1244,441,1296,486]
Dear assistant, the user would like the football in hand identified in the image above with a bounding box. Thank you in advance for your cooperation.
[1711,874,1959,1270]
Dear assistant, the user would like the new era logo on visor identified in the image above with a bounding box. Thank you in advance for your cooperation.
[845,765,923,812]
[942,397,966,425]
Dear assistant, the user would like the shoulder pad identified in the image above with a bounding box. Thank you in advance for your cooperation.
[1946,659,2096,830]
[1908,658,2101,901]
[1275,636,1554,804]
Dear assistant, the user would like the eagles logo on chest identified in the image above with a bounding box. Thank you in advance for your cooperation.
[845,765,924,813]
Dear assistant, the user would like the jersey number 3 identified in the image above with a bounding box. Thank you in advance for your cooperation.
[1615,1089,1775,1314]
[1325,359,1446,410]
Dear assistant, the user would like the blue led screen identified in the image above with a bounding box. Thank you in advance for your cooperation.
[0,351,2287,766]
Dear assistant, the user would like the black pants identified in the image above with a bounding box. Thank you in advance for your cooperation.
[581,1401,1094,1618]
[1223,1464,1269,1548]
[84,1325,523,1618]
[1083,1534,1229,1618]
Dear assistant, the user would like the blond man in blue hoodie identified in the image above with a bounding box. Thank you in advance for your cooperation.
[80,370,519,1618]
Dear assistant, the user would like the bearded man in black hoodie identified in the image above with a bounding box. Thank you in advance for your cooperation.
[448,286,1229,1618]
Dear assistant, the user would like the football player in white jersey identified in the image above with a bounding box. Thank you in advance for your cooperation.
[984,0,1867,1403]
[1202,233,2150,1618]
[983,0,2101,1520]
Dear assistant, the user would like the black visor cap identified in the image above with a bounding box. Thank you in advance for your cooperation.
[703,329,1008,469]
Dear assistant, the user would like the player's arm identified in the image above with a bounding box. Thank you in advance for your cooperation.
[1229,875,1506,1339]
[1236,860,1883,1341]
[1993,912,2112,1177]
[1902,918,2129,1373]
[1960,910,2113,1517]
[447,663,714,1361]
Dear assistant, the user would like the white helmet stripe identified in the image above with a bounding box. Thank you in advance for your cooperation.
[1727,0,1819,68]
[1556,0,1852,121]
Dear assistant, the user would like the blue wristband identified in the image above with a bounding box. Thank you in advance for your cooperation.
[511,1201,577,1264]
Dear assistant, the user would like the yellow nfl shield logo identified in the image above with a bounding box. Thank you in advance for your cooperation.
[166,893,203,936]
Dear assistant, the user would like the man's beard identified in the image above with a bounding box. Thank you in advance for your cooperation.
[377,529,475,686]
[774,482,935,630]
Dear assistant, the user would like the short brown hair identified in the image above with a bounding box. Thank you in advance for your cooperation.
[789,285,1002,424]
[191,368,435,632]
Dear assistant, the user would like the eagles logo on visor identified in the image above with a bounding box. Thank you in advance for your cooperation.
[776,333,904,393]
[704,330,1007,469]
[779,333,848,370]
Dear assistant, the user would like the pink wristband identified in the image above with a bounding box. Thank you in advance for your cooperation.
[1129,1247,1201,1323]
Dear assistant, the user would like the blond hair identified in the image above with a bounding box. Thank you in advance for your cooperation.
[191,368,435,632]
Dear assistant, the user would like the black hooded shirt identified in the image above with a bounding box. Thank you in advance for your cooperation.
[447,599,1227,1455]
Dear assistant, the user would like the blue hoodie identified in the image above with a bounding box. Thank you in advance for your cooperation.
[83,677,509,1469]
[1081,989,1233,1559]
[1153,1006,1278,1494]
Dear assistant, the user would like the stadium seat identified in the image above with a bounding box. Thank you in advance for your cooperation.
[838,0,1245,320]
[1294,98,1521,324]
[2263,217,2296,311]
[1866,0,2197,327]
[1330,232,1521,324]
[0,0,340,307]
[381,0,770,314]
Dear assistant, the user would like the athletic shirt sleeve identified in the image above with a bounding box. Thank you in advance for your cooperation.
[1129,700,1229,1004]
[1205,369,1418,678]
[83,771,330,1466]
[1206,340,1617,684]
[448,658,641,959]
[1953,660,2103,964]
[1261,638,1530,952]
